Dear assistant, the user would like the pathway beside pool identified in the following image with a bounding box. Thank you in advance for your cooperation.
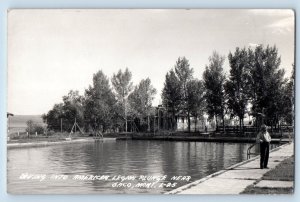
[166,142,294,194]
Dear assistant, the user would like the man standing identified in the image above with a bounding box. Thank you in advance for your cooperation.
[257,124,272,169]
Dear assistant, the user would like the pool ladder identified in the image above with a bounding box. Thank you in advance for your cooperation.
[246,143,258,160]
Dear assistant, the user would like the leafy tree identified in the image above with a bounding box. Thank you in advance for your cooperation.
[26,120,34,135]
[186,79,206,132]
[203,51,226,130]
[42,90,84,132]
[278,65,294,125]
[248,45,287,129]
[62,90,84,131]
[225,47,251,132]
[174,57,194,132]
[111,68,133,132]
[42,103,64,131]
[128,78,157,132]
[33,124,45,135]
[26,120,45,135]
[161,69,181,130]
[83,70,117,132]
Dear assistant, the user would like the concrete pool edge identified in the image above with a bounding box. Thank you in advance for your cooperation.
[7,138,117,149]
[165,142,293,194]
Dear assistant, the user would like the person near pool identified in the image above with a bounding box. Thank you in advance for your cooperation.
[256,124,272,169]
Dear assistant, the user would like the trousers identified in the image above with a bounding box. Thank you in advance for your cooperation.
[260,142,270,169]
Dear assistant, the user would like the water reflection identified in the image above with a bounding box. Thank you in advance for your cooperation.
[8,141,264,194]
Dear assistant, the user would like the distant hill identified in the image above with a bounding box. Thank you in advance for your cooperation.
[8,115,45,133]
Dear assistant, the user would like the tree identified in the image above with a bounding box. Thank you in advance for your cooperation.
[248,45,287,129]
[83,70,117,132]
[42,90,84,132]
[42,103,64,131]
[111,68,133,132]
[282,65,295,125]
[128,78,157,132]
[161,69,181,130]
[203,51,226,130]
[186,79,206,132]
[26,120,34,135]
[26,120,45,135]
[225,47,251,132]
[62,90,84,131]
[174,57,194,132]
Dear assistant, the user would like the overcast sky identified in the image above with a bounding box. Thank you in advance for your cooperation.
[8,9,295,115]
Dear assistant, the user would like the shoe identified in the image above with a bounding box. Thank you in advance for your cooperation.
[264,167,269,169]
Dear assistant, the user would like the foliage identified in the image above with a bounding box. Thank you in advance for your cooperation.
[128,78,156,118]
[161,69,182,130]
[186,79,206,118]
[225,47,251,129]
[128,78,156,130]
[42,103,64,131]
[174,57,194,94]
[186,79,206,131]
[280,65,294,125]
[111,68,133,132]
[203,51,226,126]
[83,70,118,132]
[174,57,194,131]
[62,90,84,130]
[248,45,287,127]
[42,45,294,134]
[26,119,45,135]
[42,90,84,132]
[111,68,133,100]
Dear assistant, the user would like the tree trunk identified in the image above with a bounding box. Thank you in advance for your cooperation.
[124,98,128,132]
[215,115,218,131]
[194,116,197,132]
[239,117,242,133]
[147,115,150,132]
[188,111,191,133]
[172,110,176,131]
[222,114,225,133]
[242,118,244,133]
[157,109,160,132]
[125,117,127,133]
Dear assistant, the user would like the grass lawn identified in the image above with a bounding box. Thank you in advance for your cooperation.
[242,156,294,194]
[263,156,294,181]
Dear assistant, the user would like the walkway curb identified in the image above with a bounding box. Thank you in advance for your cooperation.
[166,142,293,194]
[7,138,116,149]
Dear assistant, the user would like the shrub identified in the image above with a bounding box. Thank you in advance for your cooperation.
[26,120,45,135]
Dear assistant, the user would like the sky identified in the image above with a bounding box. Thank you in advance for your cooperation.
[7,9,295,115]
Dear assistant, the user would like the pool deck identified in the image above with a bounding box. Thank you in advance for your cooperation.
[166,142,294,194]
